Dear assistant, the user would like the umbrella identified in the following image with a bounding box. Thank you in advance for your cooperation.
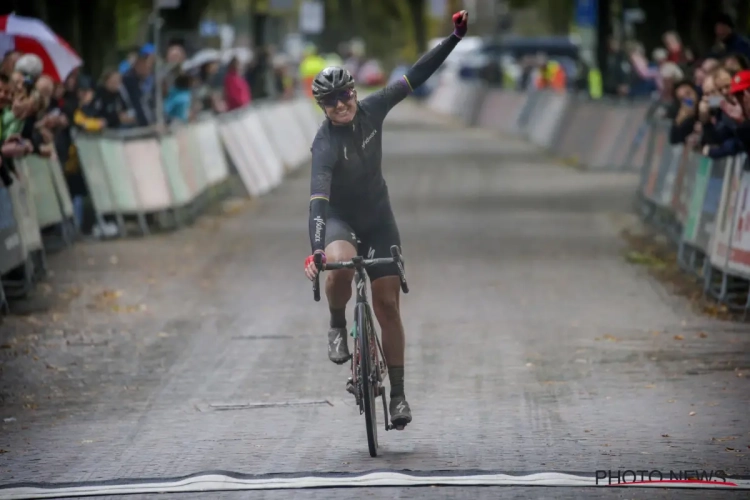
[221,47,253,66]
[182,48,221,72]
[0,13,82,82]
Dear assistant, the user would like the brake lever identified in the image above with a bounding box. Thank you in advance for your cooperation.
[389,245,409,294]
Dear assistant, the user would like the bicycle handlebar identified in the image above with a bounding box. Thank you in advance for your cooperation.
[312,245,409,302]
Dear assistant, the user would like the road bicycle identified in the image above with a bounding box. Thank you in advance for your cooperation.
[312,245,409,457]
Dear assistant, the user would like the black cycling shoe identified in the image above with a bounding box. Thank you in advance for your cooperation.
[389,394,412,429]
[327,327,351,364]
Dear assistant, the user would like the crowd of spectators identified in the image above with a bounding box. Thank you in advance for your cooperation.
[0,39,297,237]
[658,13,750,161]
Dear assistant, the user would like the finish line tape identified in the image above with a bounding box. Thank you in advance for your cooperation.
[1,471,748,499]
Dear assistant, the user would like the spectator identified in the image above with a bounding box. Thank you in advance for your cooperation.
[721,53,750,73]
[663,31,694,66]
[627,42,660,97]
[164,73,193,123]
[246,47,272,100]
[724,69,750,154]
[9,71,24,94]
[603,36,631,97]
[193,58,224,114]
[659,62,684,102]
[121,46,156,126]
[63,75,105,230]
[90,69,136,128]
[1,50,21,77]
[161,41,188,95]
[118,46,140,74]
[669,79,699,144]
[694,57,720,87]
[700,66,742,158]
[714,13,750,61]
[223,57,251,111]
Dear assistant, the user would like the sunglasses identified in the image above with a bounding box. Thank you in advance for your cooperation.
[319,88,354,107]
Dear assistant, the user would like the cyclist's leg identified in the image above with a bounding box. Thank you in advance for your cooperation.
[323,217,358,364]
[362,214,412,426]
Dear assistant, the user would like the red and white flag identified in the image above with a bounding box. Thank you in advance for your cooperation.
[0,13,82,82]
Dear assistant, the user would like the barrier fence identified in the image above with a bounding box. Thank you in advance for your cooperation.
[0,96,323,313]
[424,78,750,318]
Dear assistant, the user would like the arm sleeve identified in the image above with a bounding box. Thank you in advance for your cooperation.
[707,137,742,158]
[308,135,337,253]
[669,116,696,144]
[361,33,461,118]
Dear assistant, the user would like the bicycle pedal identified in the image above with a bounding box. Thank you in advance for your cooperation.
[345,379,357,396]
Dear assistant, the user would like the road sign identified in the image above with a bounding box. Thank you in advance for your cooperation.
[574,0,597,28]
[157,0,180,9]
[299,1,324,34]
[200,20,219,37]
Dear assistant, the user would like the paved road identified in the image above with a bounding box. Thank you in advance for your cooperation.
[0,101,748,499]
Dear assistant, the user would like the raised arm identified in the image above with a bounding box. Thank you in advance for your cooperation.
[308,135,337,254]
[361,10,469,116]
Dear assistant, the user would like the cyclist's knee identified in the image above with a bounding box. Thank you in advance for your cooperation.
[325,240,357,284]
[371,277,401,317]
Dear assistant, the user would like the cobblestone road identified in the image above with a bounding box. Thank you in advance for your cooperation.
[1,102,748,498]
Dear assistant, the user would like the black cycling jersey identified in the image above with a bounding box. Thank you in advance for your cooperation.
[308,33,461,253]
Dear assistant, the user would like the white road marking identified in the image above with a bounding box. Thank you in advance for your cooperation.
[1,471,747,499]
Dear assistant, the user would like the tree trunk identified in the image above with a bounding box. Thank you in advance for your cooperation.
[407,0,427,53]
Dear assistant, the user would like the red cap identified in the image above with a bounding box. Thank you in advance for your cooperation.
[730,70,750,94]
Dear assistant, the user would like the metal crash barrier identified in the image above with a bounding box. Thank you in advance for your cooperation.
[0,96,323,313]
[425,78,750,318]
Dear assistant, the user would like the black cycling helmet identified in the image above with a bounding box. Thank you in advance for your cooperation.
[312,66,355,101]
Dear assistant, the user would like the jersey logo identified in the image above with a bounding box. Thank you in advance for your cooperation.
[313,216,325,243]
[367,247,375,258]
[362,130,377,150]
[343,146,348,160]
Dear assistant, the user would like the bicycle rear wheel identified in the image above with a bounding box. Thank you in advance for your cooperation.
[356,302,378,457]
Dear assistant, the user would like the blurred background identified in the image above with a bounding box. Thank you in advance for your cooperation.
[1,0,748,109]
[0,0,749,243]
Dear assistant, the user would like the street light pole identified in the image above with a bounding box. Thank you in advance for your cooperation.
[152,0,165,132]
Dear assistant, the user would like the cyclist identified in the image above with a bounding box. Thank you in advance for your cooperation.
[304,10,470,430]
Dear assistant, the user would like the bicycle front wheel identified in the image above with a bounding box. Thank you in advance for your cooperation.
[356,302,378,457]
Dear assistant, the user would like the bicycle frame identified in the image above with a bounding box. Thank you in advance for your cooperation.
[311,245,409,445]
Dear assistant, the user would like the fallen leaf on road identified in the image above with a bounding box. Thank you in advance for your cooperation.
[0,449,8,454]
[644,384,656,388]
[110,255,119,265]
[712,436,737,442]
[158,332,171,338]
[698,332,708,338]
[662,434,669,437]
[726,447,735,451]
[674,335,684,340]
[81,440,93,444]
[603,334,619,342]
[651,330,661,335]
[689,411,696,416]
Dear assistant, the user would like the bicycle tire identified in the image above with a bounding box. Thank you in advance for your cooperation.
[356,302,378,457]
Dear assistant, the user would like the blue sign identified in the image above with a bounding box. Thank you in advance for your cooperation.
[200,20,219,37]
[575,0,598,28]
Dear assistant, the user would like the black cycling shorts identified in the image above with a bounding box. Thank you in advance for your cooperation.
[324,214,402,282]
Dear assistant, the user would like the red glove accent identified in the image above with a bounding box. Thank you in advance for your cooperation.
[305,251,326,270]
[452,10,468,38]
